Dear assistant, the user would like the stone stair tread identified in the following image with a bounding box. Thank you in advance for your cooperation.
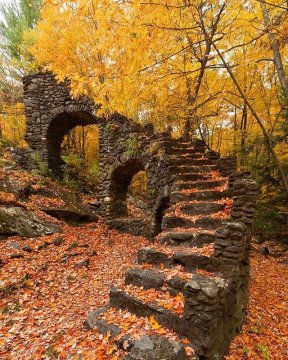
[109,286,186,336]
[86,306,197,359]
[166,201,226,217]
[125,264,192,291]
[173,165,217,172]
[158,229,216,247]
[174,179,226,187]
[173,180,227,192]
[171,190,230,202]
[146,244,215,258]
[137,244,219,272]
[162,214,228,230]
[125,264,223,295]
[165,144,198,151]
[170,153,205,160]
[165,148,201,155]
[170,168,217,176]
[116,284,185,315]
[109,278,228,344]
[173,173,212,182]
[171,159,215,166]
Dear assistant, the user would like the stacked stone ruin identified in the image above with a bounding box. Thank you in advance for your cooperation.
[23,73,258,359]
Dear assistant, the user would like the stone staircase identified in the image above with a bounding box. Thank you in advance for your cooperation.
[86,139,258,360]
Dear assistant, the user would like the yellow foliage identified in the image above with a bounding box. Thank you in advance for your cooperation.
[25,0,287,170]
[0,103,26,147]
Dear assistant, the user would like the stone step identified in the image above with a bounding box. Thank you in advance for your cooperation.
[169,141,198,149]
[170,165,217,175]
[109,274,226,355]
[162,140,196,149]
[171,152,204,160]
[124,265,221,297]
[85,306,194,359]
[167,202,225,216]
[173,179,226,191]
[125,267,166,290]
[158,230,216,247]
[165,147,203,155]
[170,158,214,167]
[171,190,230,203]
[137,246,219,272]
[109,287,192,340]
[125,266,194,295]
[88,276,229,359]
[173,173,212,182]
[162,215,226,231]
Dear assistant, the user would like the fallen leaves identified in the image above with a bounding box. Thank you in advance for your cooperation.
[0,221,149,359]
[0,163,287,359]
[122,285,185,315]
[226,247,288,360]
[148,243,215,258]
[0,192,16,205]
[29,195,65,208]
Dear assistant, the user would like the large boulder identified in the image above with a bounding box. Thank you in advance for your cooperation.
[0,206,61,239]
[0,171,98,224]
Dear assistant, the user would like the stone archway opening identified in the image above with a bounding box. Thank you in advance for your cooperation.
[109,160,149,219]
[127,171,149,218]
[46,111,99,186]
[61,124,99,191]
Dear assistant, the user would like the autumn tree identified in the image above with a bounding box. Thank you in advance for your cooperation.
[27,0,288,189]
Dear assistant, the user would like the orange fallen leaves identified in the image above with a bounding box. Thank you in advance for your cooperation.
[0,191,16,205]
[0,166,287,359]
[0,220,149,359]
[123,285,185,315]
[226,248,288,360]
[185,346,195,356]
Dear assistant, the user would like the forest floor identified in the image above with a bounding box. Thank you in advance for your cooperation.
[1,222,287,359]
[0,163,287,359]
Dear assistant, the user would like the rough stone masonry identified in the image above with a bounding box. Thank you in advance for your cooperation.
[22,72,259,359]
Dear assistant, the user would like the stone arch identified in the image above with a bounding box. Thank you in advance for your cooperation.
[109,158,148,218]
[23,72,173,237]
[46,109,100,175]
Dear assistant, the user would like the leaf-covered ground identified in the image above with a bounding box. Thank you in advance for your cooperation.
[226,243,288,360]
[1,221,287,359]
[0,164,287,359]
[0,221,150,359]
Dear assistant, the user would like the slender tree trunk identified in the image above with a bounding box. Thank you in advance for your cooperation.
[260,1,288,98]
[182,2,226,140]
[240,104,248,170]
[233,106,237,156]
[212,41,288,192]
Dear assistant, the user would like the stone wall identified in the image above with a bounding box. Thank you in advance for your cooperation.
[23,73,174,236]
[23,72,260,358]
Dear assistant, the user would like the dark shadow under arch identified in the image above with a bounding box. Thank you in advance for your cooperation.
[109,159,146,218]
[153,195,170,236]
[46,111,98,175]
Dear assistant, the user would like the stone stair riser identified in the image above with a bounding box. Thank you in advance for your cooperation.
[162,216,225,231]
[158,231,215,247]
[173,180,226,191]
[171,190,230,203]
[167,203,225,216]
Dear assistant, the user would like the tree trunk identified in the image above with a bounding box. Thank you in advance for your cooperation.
[212,40,288,192]
[240,104,248,170]
[260,1,288,99]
